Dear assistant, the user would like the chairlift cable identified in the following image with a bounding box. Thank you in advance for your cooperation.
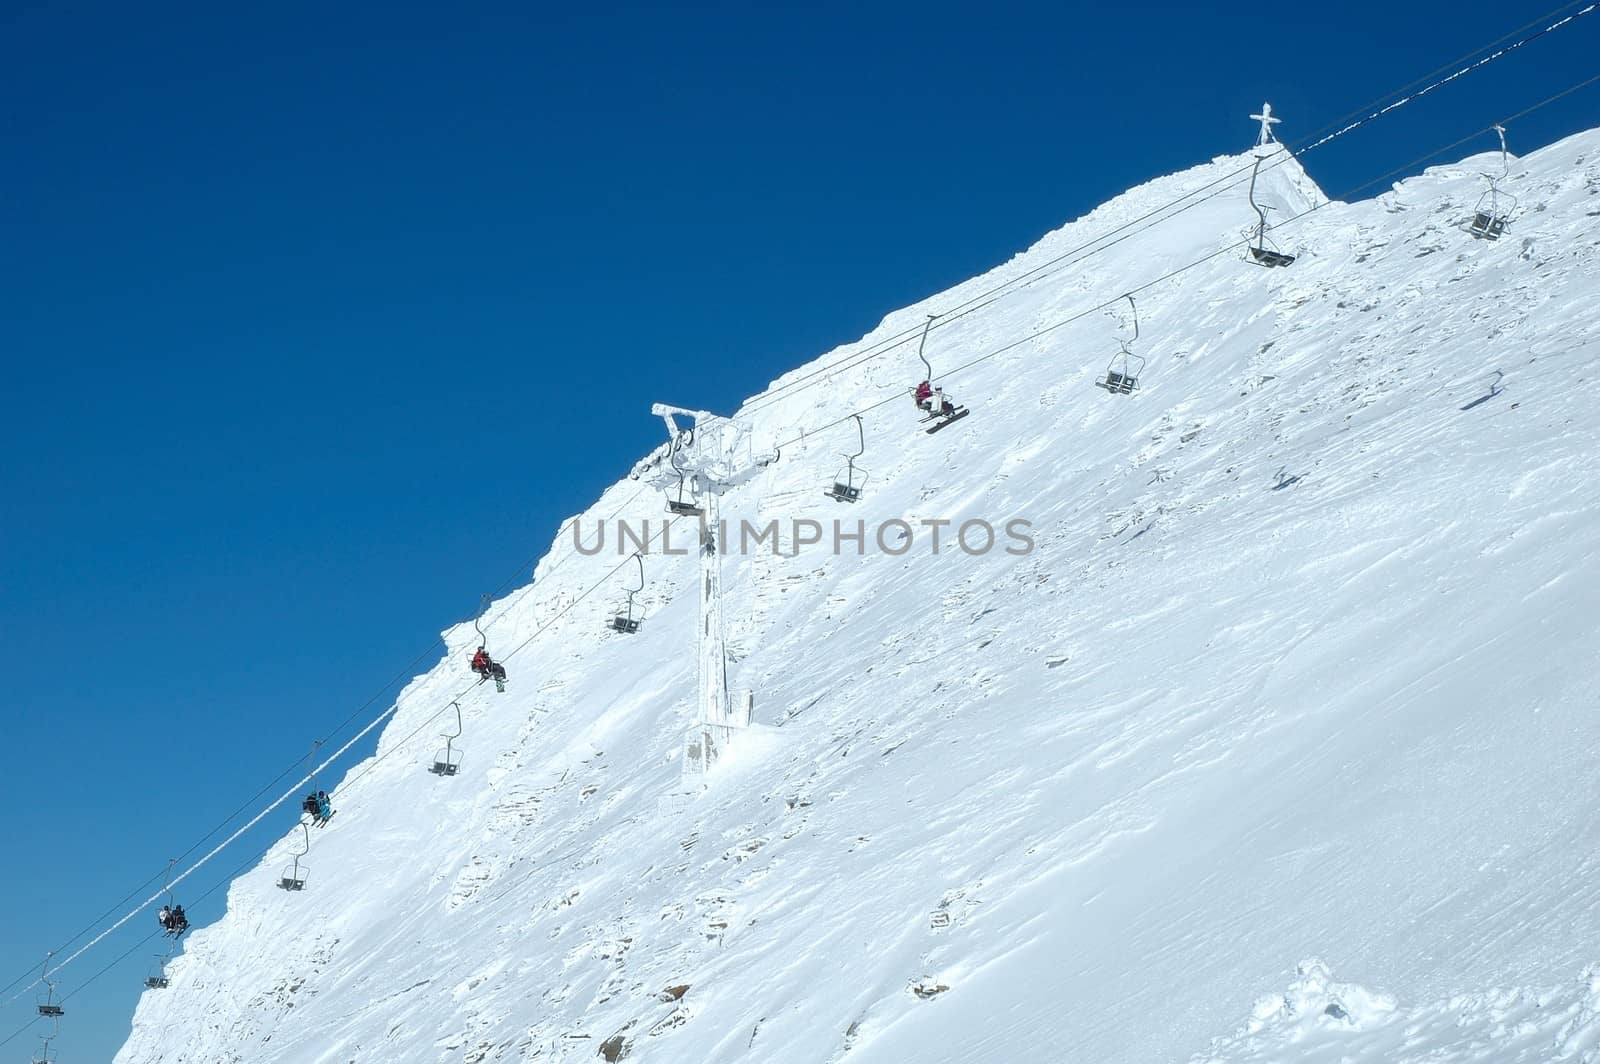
[10,62,1597,1026]
[738,1,1596,418]
[763,73,1600,453]
[1,479,657,1004]
[34,528,671,996]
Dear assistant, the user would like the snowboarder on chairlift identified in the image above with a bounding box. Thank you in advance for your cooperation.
[170,906,187,936]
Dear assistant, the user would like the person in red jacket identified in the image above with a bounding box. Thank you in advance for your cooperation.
[915,379,956,418]
[470,646,507,690]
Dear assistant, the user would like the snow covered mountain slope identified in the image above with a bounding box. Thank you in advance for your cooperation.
[118,131,1600,1064]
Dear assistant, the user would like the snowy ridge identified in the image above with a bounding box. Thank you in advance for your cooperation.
[117,130,1600,1063]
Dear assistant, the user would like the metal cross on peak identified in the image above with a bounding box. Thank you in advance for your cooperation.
[1250,103,1281,147]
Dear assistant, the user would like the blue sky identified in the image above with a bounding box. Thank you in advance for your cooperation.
[1,0,1595,1056]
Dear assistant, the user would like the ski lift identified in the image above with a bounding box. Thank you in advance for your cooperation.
[153,856,192,937]
[1245,156,1295,267]
[664,431,705,517]
[430,701,465,776]
[824,415,869,503]
[609,553,645,634]
[36,955,63,1018]
[144,950,173,990]
[473,592,490,653]
[469,594,507,692]
[300,741,337,824]
[31,1024,59,1064]
[1096,295,1146,395]
[278,820,310,890]
[911,316,970,433]
[1468,125,1517,240]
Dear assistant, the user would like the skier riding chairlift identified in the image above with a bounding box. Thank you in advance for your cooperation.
[914,379,956,419]
[470,646,508,690]
[302,790,333,825]
[160,905,188,937]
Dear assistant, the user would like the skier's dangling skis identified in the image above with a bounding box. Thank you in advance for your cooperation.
[925,407,970,433]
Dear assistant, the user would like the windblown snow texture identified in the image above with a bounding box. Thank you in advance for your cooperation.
[119,131,1600,1063]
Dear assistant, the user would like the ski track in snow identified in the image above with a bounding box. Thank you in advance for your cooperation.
[113,133,1600,1063]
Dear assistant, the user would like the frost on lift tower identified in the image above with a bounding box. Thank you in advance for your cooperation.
[1245,104,1296,268]
[1096,295,1145,395]
[645,404,760,775]
[1469,124,1517,240]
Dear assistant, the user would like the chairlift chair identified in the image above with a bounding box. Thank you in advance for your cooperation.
[1096,294,1146,395]
[31,1030,59,1064]
[609,553,646,634]
[430,702,465,776]
[824,415,869,503]
[1245,156,1296,267]
[144,952,172,989]
[278,821,310,890]
[36,957,63,1017]
[1248,242,1296,268]
[300,742,341,821]
[469,595,509,692]
[664,431,706,517]
[1468,125,1517,240]
[912,316,970,431]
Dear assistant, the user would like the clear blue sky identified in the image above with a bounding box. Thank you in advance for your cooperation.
[1,0,1594,1056]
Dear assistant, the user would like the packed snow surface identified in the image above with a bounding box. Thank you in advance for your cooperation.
[118,130,1600,1063]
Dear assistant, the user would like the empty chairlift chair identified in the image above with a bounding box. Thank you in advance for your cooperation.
[1468,124,1517,240]
[1245,156,1295,268]
[664,432,706,517]
[610,553,646,634]
[36,957,63,1018]
[278,821,310,890]
[1096,294,1146,395]
[430,701,465,777]
[144,952,173,990]
[31,1028,59,1064]
[824,415,869,503]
